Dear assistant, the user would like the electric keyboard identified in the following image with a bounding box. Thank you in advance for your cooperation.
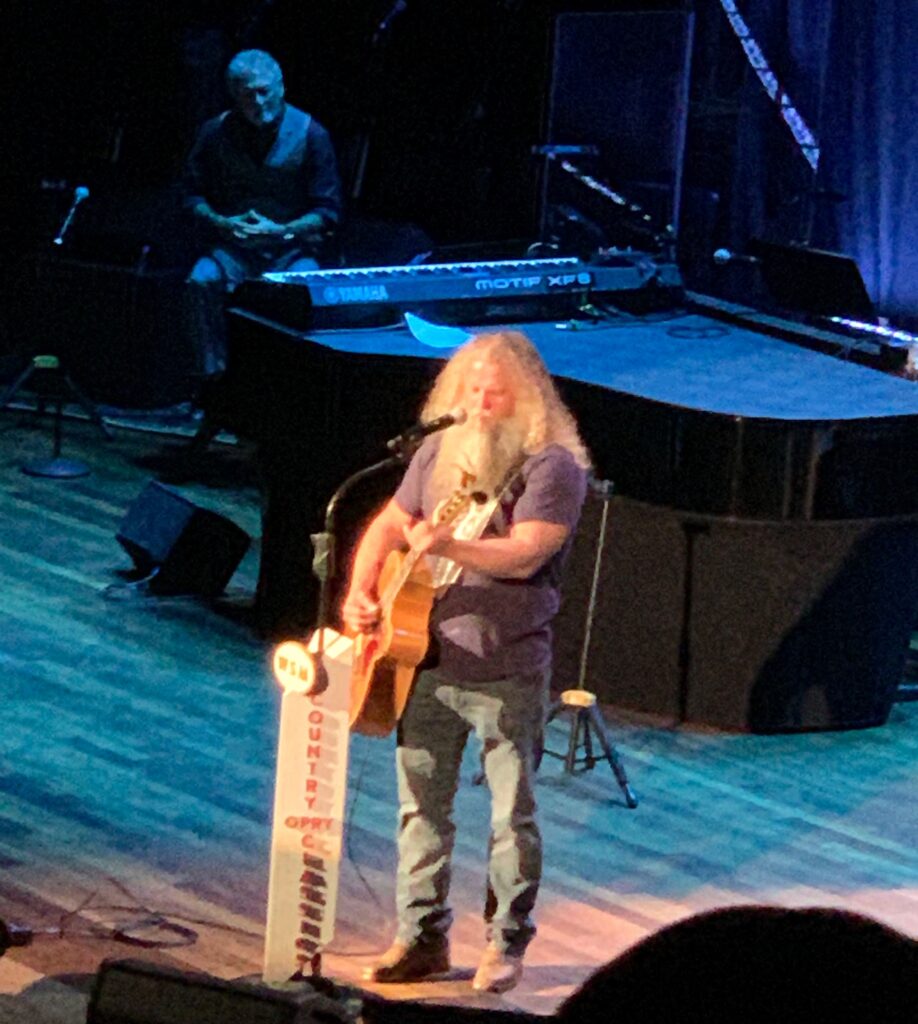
[236,254,682,329]
[263,257,586,304]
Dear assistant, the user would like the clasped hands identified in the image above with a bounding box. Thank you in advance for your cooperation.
[221,209,324,247]
[223,209,286,244]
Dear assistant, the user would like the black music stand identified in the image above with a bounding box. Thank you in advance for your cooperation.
[748,239,877,322]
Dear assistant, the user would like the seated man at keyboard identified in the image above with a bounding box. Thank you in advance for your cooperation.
[183,48,342,388]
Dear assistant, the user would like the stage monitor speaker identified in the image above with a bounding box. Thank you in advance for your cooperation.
[87,958,342,1024]
[116,480,250,597]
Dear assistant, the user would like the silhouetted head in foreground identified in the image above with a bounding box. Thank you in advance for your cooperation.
[557,905,918,1024]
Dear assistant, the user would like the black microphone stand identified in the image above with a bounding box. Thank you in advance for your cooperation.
[536,149,676,261]
[304,434,419,717]
[348,2,408,200]
[532,144,599,249]
[311,418,444,629]
[542,478,638,808]
[311,450,408,631]
[291,442,411,983]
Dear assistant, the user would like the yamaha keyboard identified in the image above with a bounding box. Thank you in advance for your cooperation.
[235,254,682,329]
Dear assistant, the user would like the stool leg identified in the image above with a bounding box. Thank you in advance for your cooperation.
[582,714,596,769]
[62,371,112,440]
[0,362,36,411]
[188,416,221,454]
[52,398,64,457]
[588,704,638,808]
[564,710,583,774]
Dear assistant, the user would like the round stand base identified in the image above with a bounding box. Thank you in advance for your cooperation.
[22,457,90,479]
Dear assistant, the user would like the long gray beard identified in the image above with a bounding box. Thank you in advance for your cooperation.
[431,419,527,501]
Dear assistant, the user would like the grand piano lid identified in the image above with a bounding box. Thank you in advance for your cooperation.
[230,306,918,423]
[522,315,918,423]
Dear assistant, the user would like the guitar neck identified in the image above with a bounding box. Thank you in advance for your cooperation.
[378,491,472,613]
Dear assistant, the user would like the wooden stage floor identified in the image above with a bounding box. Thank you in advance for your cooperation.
[0,413,916,1021]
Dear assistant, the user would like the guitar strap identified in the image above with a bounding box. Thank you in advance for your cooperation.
[428,458,526,590]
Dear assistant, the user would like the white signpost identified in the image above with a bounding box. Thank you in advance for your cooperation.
[263,629,354,983]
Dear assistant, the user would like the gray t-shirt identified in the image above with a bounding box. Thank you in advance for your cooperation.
[395,438,588,682]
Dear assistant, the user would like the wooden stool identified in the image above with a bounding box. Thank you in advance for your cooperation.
[543,690,638,807]
[0,354,111,477]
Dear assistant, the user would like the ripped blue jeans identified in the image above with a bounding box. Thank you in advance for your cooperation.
[394,665,548,956]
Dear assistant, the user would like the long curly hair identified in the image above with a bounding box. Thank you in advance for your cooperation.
[422,330,592,469]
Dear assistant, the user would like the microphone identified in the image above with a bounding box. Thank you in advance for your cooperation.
[375,0,407,38]
[712,247,760,266]
[53,186,90,246]
[386,407,466,451]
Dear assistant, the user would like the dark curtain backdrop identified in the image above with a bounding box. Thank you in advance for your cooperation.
[818,2,918,326]
[720,0,918,325]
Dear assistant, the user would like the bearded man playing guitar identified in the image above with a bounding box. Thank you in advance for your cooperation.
[342,330,590,995]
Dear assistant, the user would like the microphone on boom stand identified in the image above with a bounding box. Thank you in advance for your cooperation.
[712,247,761,267]
[386,407,467,453]
[53,185,90,246]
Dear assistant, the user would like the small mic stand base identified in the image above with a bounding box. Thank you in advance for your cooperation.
[22,457,90,479]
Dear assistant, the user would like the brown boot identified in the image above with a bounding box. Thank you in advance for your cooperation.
[472,944,524,994]
[363,938,451,983]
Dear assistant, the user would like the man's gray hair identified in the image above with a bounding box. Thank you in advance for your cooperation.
[226,50,283,95]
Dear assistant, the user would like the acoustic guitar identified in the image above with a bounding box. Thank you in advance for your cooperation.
[349,491,472,737]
